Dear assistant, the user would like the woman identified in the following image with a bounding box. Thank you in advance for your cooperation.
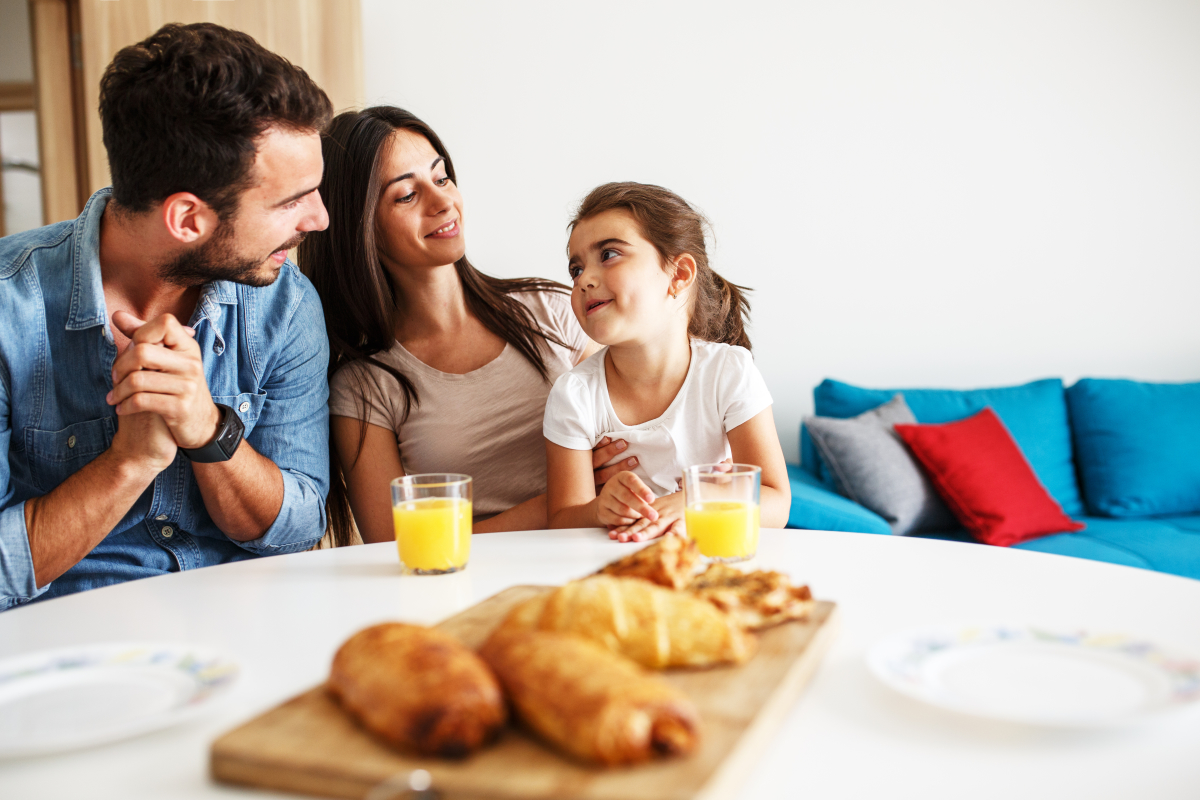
[300,107,632,546]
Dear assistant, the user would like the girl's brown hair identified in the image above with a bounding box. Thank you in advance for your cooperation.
[299,106,567,547]
[569,182,752,350]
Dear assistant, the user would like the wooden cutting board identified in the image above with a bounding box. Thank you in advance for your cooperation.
[211,585,839,800]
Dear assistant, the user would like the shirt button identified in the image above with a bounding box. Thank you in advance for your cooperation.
[238,401,250,413]
[161,526,174,538]
[67,435,77,449]
[155,514,168,521]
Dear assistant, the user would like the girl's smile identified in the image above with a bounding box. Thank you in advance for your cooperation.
[567,209,682,344]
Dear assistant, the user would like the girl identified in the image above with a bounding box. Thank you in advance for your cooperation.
[545,182,790,541]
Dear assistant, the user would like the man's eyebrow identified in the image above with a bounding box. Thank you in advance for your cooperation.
[384,156,446,189]
[275,186,319,208]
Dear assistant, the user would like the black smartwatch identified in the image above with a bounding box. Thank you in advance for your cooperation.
[182,403,245,463]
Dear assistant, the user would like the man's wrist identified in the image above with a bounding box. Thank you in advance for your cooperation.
[101,446,165,488]
[183,403,224,450]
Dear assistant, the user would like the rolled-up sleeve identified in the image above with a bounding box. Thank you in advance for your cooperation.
[0,373,48,609]
[235,283,330,554]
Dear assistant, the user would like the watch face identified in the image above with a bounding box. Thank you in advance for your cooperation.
[218,407,245,458]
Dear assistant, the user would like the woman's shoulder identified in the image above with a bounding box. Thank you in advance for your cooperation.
[510,287,573,329]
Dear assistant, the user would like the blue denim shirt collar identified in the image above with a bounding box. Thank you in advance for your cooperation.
[65,189,110,332]
[64,187,240,350]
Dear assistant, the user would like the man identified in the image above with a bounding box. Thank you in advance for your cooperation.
[0,23,333,609]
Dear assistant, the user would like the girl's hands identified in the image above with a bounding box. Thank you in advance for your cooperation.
[610,491,685,543]
[597,471,658,528]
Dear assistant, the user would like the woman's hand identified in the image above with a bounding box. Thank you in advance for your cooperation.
[592,436,637,489]
[610,491,685,542]
[597,471,658,528]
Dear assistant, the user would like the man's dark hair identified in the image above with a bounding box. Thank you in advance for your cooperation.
[99,22,333,218]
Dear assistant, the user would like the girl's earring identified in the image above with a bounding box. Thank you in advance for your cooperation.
[671,290,678,299]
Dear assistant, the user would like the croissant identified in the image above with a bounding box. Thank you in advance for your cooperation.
[327,623,506,757]
[595,533,700,589]
[500,575,755,668]
[479,628,701,765]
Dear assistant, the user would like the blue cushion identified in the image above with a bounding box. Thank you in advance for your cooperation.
[804,378,1083,516]
[785,464,892,535]
[912,517,1200,580]
[1066,378,1200,518]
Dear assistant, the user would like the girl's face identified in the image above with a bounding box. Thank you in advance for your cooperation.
[567,209,683,346]
[374,129,465,273]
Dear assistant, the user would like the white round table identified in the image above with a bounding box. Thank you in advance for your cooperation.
[1,528,1198,799]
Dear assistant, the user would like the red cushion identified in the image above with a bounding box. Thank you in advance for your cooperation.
[893,408,1085,546]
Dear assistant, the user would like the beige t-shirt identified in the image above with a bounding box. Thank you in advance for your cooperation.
[328,290,587,519]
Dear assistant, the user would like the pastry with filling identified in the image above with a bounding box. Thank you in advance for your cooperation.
[479,628,701,765]
[687,563,814,630]
[327,623,506,757]
[498,575,755,668]
[595,533,700,589]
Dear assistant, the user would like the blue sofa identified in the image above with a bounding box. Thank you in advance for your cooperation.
[785,378,1200,581]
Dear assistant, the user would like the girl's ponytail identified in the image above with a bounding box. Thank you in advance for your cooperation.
[570,182,753,350]
[692,267,752,350]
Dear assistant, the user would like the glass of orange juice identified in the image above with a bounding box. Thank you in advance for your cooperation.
[683,464,761,562]
[391,474,472,574]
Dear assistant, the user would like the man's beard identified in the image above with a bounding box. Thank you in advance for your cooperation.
[158,222,307,288]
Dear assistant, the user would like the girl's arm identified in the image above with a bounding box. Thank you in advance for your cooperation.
[726,406,791,528]
[547,440,657,529]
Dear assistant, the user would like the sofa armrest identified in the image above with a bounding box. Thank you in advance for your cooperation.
[786,464,892,534]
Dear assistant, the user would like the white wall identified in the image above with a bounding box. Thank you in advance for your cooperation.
[361,0,1200,463]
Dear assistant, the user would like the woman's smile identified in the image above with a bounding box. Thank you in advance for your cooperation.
[426,218,460,239]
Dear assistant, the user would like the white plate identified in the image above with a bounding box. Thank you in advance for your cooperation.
[0,643,238,758]
[867,625,1200,727]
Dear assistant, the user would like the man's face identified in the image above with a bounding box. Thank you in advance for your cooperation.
[160,126,328,287]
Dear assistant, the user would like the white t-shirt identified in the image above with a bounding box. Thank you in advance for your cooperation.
[543,339,773,497]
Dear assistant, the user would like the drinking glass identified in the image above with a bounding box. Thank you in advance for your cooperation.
[683,463,761,562]
[391,474,472,574]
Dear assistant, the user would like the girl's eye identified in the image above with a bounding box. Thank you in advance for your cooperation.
[568,265,582,279]
[284,200,300,211]
[600,248,619,262]
[397,191,416,204]
[435,175,451,186]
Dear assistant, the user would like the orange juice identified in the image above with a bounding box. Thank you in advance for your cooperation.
[686,501,759,560]
[393,497,472,573]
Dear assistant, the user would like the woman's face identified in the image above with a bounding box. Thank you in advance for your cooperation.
[374,129,465,272]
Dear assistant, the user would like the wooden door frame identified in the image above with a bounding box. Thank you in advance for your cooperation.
[28,0,90,225]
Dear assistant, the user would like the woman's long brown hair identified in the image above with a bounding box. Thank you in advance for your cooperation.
[569,182,752,350]
[299,106,567,547]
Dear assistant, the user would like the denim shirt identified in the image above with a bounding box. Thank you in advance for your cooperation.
[0,189,330,610]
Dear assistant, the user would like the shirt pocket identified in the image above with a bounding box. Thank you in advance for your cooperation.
[25,417,116,493]
[212,391,267,436]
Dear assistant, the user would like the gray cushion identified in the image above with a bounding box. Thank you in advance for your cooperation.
[803,394,957,535]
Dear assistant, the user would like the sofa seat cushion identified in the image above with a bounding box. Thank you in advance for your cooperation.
[805,378,1083,516]
[1067,378,1200,518]
[1160,516,1200,533]
[913,517,1200,580]
[785,464,892,535]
